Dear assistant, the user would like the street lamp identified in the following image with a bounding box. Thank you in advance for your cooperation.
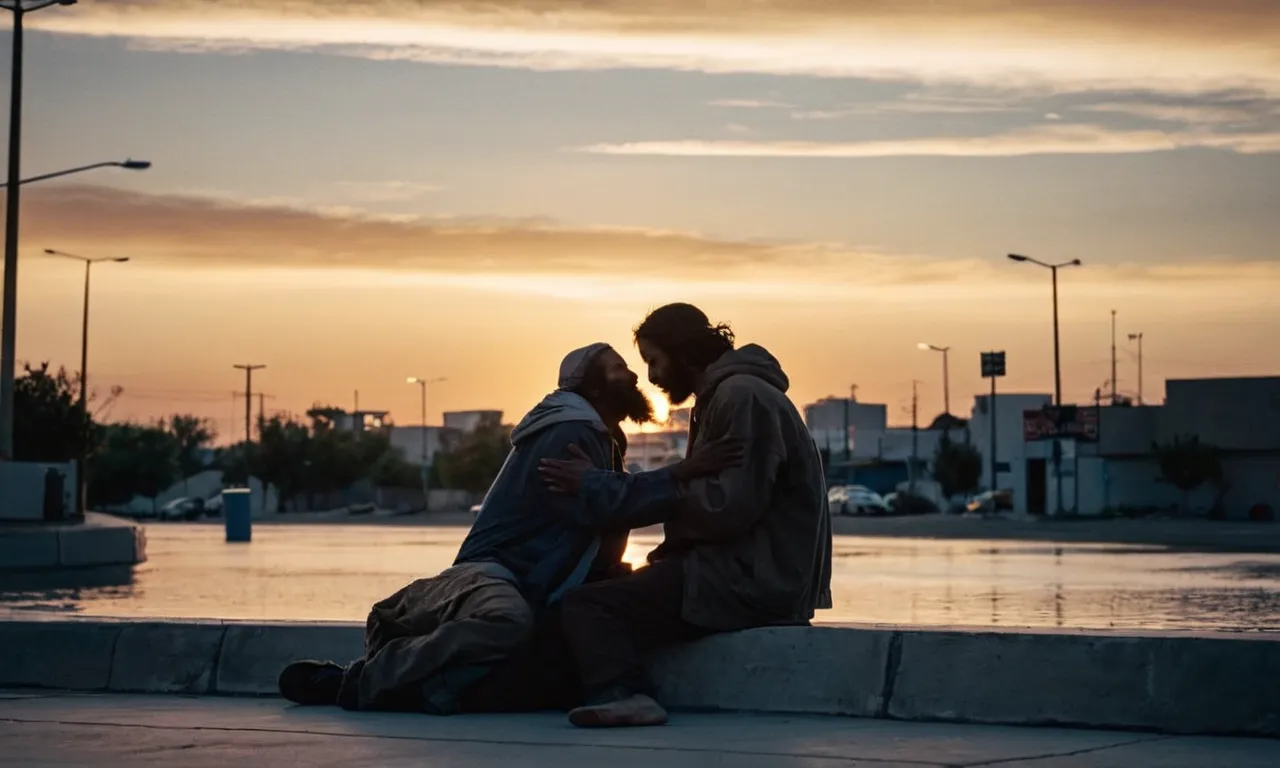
[1006,254,1082,406]
[1128,332,1144,405]
[41,247,127,517]
[917,343,951,415]
[1008,253,1081,519]
[0,0,82,460]
[0,159,151,188]
[407,377,446,495]
[42,249,129,412]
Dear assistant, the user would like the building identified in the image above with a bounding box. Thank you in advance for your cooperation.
[625,430,688,472]
[388,426,461,467]
[804,397,888,461]
[968,392,1053,513]
[1065,377,1280,519]
[444,410,503,432]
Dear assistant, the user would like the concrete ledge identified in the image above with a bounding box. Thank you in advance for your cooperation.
[0,513,146,571]
[0,617,1275,738]
[216,623,364,695]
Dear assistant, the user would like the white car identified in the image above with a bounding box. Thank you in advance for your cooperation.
[827,485,889,516]
[157,497,203,521]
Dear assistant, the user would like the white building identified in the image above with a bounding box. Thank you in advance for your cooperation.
[804,397,888,460]
[968,392,1053,513]
[1068,377,1280,519]
[388,426,459,467]
[444,410,503,432]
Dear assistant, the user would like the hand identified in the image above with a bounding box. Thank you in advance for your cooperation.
[670,436,746,481]
[539,443,595,495]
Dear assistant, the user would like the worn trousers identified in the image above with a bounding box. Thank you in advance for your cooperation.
[560,556,711,702]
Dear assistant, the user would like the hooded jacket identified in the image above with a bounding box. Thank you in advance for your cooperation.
[454,390,680,609]
[645,344,833,630]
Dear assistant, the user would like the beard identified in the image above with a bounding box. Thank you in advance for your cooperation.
[604,379,655,425]
[658,366,699,407]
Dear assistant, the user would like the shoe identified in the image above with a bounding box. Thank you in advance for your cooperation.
[568,693,668,728]
[278,660,345,706]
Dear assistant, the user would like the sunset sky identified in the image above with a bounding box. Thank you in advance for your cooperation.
[7,0,1280,441]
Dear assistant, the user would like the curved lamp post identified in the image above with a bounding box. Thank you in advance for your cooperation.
[1,0,85,458]
[0,159,152,188]
[917,343,951,415]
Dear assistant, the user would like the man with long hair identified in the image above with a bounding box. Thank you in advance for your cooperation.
[541,304,833,728]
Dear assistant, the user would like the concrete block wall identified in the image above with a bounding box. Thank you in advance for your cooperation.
[0,617,1276,738]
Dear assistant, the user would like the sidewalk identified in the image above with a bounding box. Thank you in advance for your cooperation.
[1,690,1274,767]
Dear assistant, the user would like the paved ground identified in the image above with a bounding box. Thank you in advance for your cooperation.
[1,691,1275,767]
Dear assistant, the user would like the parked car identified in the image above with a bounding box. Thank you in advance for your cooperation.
[965,489,1014,515]
[203,494,224,517]
[884,491,938,516]
[828,485,889,516]
[157,497,204,521]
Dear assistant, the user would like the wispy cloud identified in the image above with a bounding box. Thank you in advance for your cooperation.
[1080,97,1280,127]
[31,1,1280,94]
[329,180,443,203]
[709,99,793,110]
[576,124,1280,159]
[17,184,1280,295]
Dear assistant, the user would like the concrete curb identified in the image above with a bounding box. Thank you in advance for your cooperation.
[0,616,1275,738]
[0,513,146,571]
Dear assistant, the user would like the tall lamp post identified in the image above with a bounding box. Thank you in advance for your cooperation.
[1007,253,1082,517]
[0,158,151,188]
[407,376,446,499]
[1128,332,1144,405]
[42,248,128,515]
[0,0,86,460]
[917,343,951,415]
[1006,254,1081,406]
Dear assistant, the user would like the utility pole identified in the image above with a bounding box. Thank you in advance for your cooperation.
[257,392,265,432]
[842,393,850,462]
[1110,309,1118,405]
[233,364,265,443]
[1128,332,1144,405]
[910,380,919,492]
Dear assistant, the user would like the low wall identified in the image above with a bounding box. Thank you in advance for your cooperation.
[0,513,146,571]
[0,617,1275,738]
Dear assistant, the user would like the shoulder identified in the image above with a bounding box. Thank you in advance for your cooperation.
[529,420,609,454]
[707,374,778,408]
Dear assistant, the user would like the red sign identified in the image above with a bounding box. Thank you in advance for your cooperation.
[1023,406,1099,442]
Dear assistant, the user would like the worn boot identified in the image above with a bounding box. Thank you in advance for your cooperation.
[278,660,345,706]
[568,693,668,728]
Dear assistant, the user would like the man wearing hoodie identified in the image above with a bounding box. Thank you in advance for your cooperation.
[540,303,833,728]
[277,342,737,714]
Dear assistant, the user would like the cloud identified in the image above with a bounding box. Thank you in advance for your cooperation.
[575,124,1280,158]
[17,183,951,289]
[1080,98,1280,127]
[16,184,1280,300]
[30,1,1280,94]
[709,99,793,110]
[329,180,443,202]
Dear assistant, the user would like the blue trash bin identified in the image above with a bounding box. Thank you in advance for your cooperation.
[223,488,252,543]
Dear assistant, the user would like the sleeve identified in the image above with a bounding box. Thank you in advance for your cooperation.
[541,423,682,531]
[672,381,785,541]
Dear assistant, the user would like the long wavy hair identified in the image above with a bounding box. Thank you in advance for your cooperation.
[633,303,734,371]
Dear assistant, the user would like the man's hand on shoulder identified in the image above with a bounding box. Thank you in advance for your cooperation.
[669,436,746,481]
[540,443,595,495]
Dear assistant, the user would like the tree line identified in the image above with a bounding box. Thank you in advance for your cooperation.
[15,363,513,511]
